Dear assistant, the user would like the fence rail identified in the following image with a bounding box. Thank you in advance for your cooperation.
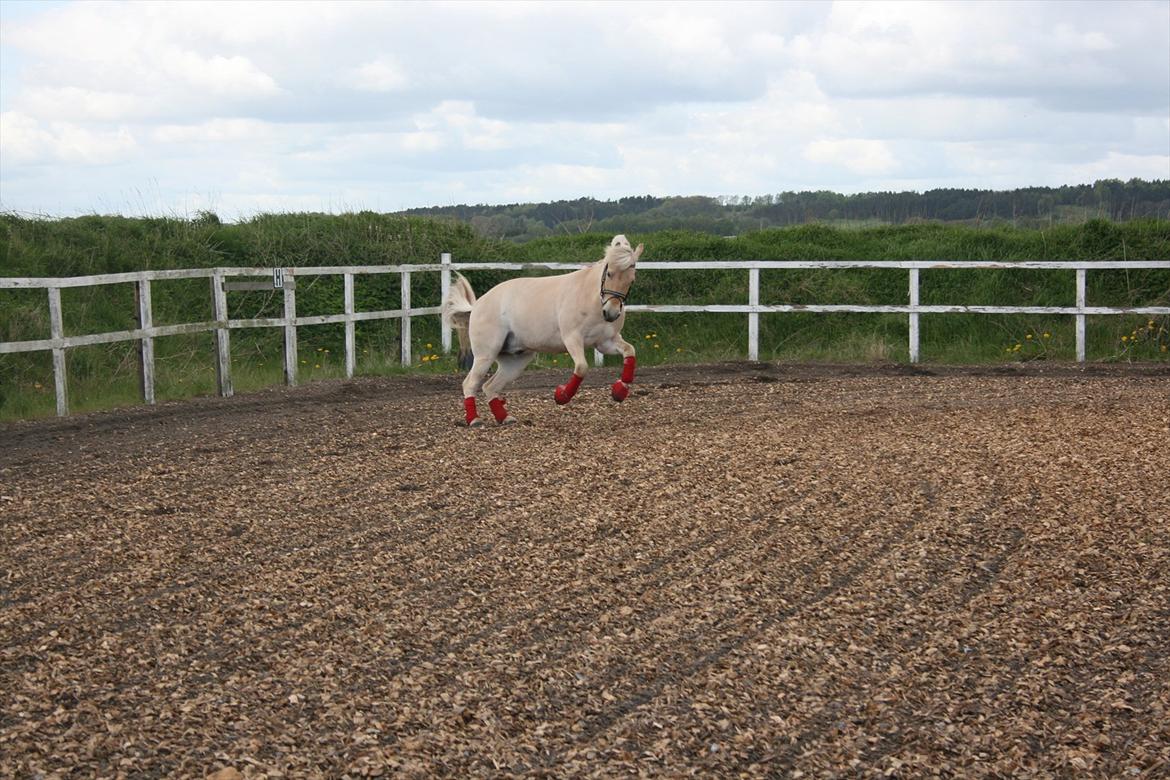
[2,258,1167,416]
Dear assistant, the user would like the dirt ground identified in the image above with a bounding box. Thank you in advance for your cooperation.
[2,362,1168,778]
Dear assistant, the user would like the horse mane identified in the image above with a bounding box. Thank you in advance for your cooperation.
[601,234,637,271]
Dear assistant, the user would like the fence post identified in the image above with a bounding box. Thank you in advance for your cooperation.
[1076,268,1086,363]
[344,272,356,378]
[48,286,68,416]
[748,266,760,361]
[401,270,412,366]
[211,271,233,397]
[283,269,298,386]
[440,253,452,354]
[908,267,920,363]
[137,278,155,404]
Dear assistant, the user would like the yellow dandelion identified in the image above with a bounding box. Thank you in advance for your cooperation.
[324,349,330,353]
[653,343,660,349]
[426,343,433,349]
[1025,334,1032,340]
[33,382,43,389]
[1162,345,1168,352]
[676,348,683,353]
[1121,335,1129,342]
[314,363,321,368]
[1042,332,1051,339]
[316,347,323,352]
[645,334,652,340]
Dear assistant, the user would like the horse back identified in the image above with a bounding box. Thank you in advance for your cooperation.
[471,273,582,353]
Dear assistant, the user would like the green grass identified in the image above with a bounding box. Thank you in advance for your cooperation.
[2,215,1167,421]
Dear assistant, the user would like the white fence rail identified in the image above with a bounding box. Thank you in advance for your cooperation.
[2,258,1167,416]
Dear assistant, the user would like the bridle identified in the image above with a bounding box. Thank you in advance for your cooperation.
[600,262,629,306]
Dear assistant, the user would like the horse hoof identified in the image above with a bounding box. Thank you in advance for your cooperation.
[499,415,517,426]
[611,380,629,402]
[468,417,484,429]
[554,387,571,405]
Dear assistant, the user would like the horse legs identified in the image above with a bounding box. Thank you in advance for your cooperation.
[598,336,637,401]
[482,353,535,424]
[461,355,494,427]
[555,337,589,405]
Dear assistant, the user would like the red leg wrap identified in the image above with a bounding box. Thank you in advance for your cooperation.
[463,396,479,425]
[489,397,509,423]
[621,355,636,384]
[611,380,629,402]
[554,373,583,405]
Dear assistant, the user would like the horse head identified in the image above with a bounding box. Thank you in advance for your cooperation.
[601,235,643,322]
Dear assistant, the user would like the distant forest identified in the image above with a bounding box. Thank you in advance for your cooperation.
[400,178,1170,242]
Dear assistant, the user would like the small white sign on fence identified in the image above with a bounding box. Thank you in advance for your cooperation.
[273,268,285,289]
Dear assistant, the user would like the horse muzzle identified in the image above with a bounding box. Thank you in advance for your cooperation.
[602,306,622,323]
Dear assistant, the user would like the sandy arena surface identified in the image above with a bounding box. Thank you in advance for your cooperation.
[2,362,1168,778]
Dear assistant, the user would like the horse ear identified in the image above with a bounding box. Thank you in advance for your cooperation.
[633,243,644,261]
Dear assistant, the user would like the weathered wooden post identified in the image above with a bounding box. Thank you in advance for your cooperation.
[136,278,155,404]
[48,286,68,416]
[210,271,233,397]
[908,267,920,363]
[1075,268,1086,363]
[748,266,760,361]
[400,269,412,366]
[440,253,452,354]
[282,269,297,386]
[344,272,356,378]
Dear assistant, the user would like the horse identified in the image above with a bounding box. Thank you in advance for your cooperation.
[442,234,644,427]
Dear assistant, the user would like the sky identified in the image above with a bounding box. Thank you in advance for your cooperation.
[1,0,1168,220]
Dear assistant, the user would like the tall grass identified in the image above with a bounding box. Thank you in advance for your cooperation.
[2,214,1167,420]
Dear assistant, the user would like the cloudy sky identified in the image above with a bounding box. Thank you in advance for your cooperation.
[1,0,1167,220]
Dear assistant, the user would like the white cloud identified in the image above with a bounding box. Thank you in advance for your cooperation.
[0,111,136,165]
[17,86,144,122]
[0,0,1166,219]
[152,118,274,145]
[804,139,897,176]
[164,52,281,98]
[797,0,1168,112]
[350,57,409,93]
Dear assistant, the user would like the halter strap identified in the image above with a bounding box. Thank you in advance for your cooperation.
[600,262,628,303]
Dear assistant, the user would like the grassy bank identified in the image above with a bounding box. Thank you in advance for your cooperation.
[2,214,1167,420]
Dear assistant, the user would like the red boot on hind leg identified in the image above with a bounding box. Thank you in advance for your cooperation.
[489,397,514,425]
[463,397,483,427]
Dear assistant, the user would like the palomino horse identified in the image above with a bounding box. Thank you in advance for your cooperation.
[442,235,644,426]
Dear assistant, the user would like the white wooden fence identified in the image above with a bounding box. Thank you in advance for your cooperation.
[2,257,1167,416]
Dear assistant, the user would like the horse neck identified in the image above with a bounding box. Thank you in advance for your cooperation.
[592,257,611,282]
[575,259,605,290]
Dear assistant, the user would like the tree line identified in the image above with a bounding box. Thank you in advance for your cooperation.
[399,179,1170,242]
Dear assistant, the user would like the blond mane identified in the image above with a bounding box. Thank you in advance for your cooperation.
[602,234,638,271]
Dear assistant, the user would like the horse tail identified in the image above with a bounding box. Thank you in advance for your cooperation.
[442,273,476,370]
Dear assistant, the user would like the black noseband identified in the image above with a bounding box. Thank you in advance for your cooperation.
[600,263,628,305]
